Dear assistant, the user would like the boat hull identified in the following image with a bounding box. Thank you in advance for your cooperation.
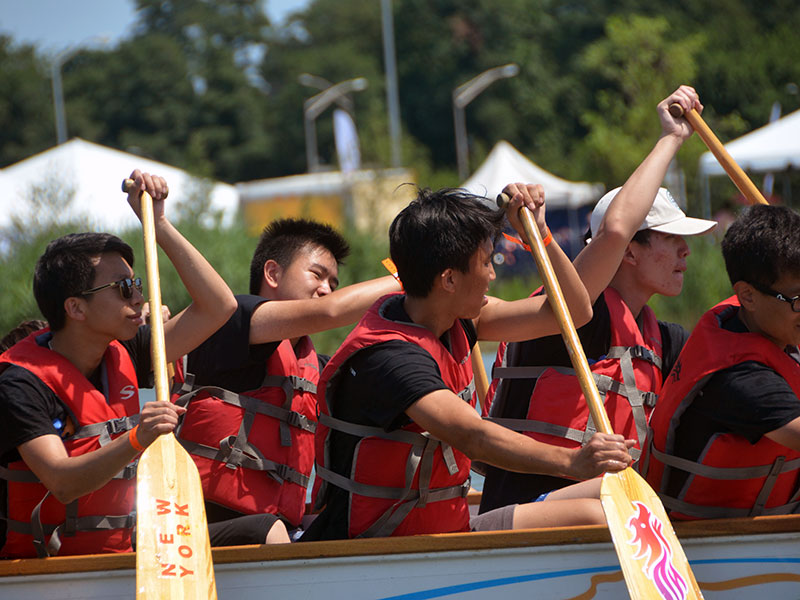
[2,516,799,599]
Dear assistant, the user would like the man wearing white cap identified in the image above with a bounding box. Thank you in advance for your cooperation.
[479,85,717,514]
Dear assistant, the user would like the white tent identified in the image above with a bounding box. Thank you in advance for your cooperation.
[698,109,800,216]
[699,109,800,176]
[0,138,240,233]
[462,140,604,208]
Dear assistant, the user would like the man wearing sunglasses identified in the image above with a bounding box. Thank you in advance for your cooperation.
[643,204,800,519]
[0,170,237,558]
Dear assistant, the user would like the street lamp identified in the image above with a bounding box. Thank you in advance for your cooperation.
[298,73,355,114]
[452,63,520,180]
[51,36,109,145]
[303,77,368,173]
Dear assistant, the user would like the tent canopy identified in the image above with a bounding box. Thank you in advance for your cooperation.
[699,109,800,176]
[0,138,239,232]
[462,140,604,208]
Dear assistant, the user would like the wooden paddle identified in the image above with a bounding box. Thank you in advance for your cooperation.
[668,103,768,206]
[123,179,217,599]
[471,342,489,411]
[498,192,703,600]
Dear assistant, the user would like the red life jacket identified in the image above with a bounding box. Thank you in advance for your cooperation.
[486,288,662,460]
[642,296,800,519]
[313,294,475,538]
[0,331,140,558]
[173,337,319,527]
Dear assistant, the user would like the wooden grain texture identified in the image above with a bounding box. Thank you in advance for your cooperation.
[667,104,768,206]
[131,183,217,599]
[498,192,702,599]
[471,341,490,411]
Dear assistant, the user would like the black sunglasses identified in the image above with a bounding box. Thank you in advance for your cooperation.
[81,277,143,300]
[749,281,800,313]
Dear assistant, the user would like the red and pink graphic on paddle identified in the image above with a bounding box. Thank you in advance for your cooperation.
[626,501,689,600]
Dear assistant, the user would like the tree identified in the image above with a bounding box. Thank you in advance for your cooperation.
[573,14,704,186]
[0,36,55,166]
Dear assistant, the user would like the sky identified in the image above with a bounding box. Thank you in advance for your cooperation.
[0,0,309,53]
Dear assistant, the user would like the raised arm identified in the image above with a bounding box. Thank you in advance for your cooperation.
[248,275,400,344]
[124,170,237,362]
[574,85,702,302]
[475,182,592,342]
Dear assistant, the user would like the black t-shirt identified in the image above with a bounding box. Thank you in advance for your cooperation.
[480,293,689,513]
[185,295,279,393]
[664,309,800,497]
[0,326,153,547]
[301,295,478,541]
[185,294,330,392]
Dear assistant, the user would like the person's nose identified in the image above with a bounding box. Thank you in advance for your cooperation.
[678,237,690,258]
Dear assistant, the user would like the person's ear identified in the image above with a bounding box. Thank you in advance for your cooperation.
[733,280,756,310]
[64,297,88,322]
[620,242,638,266]
[440,268,457,294]
[262,260,283,292]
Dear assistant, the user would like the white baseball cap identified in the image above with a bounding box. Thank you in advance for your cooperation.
[589,187,716,240]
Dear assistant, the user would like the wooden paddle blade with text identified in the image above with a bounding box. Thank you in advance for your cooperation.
[602,469,701,599]
[136,435,216,599]
[124,178,217,599]
[498,192,702,599]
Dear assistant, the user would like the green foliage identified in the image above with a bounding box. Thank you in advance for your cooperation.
[575,15,704,185]
[2,0,800,347]
[0,36,55,165]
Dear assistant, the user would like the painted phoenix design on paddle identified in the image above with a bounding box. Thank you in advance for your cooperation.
[626,501,688,600]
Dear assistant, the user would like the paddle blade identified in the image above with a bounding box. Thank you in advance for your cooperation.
[136,434,217,599]
[601,469,702,600]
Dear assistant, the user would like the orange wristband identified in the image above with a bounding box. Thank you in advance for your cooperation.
[541,227,553,247]
[128,425,146,453]
[382,257,404,290]
[502,227,552,251]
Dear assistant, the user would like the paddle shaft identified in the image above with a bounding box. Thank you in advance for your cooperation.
[471,342,489,411]
[123,178,217,599]
[122,180,170,403]
[496,194,613,433]
[668,104,768,206]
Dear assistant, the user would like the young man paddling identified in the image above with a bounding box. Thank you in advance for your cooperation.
[643,204,800,519]
[479,86,717,514]
[172,218,400,541]
[0,171,237,558]
[303,184,635,541]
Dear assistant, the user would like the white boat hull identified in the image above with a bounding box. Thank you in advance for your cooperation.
[2,516,799,599]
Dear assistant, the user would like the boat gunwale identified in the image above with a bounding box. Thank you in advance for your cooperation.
[1,514,798,578]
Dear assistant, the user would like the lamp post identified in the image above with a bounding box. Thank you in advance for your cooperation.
[51,36,109,145]
[303,77,368,173]
[380,0,402,168]
[298,73,355,114]
[453,63,520,180]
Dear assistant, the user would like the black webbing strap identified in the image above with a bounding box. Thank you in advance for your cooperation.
[12,491,136,558]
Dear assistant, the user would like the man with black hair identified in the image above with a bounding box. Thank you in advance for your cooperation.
[479,86,717,514]
[173,217,400,541]
[304,184,636,541]
[643,204,800,519]
[0,170,238,558]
